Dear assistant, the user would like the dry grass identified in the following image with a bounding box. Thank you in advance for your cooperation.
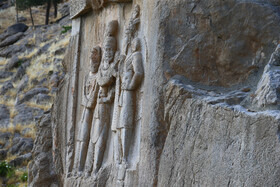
[0,123,35,138]
[0,98,15,107]
[6,153,18,162]
[19,182,28,187]
[0,57,8,66]
[47,33,57,40]
[39,40,49,48]
[49,33,70,53]
[25,101,52,111]
[6,169,28,186]
[26,60,53,81]
[4,88,17,98]
[0,124,21,134]
[10,108,17,119]
[0,76,12,83]
[18,47,39,59]
[0,7,16,33]
[4,138,13,150]
[27,34,36,46]
[0,139,5,147]
[21,127,36,139]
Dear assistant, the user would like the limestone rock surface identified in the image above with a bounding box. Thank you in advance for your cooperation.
[159,79,280,187]
[28,113,59,187]
[252,45,280,109]
[0,104,10,127]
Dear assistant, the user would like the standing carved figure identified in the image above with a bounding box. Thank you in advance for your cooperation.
[73,46,101,176]
[111,5,142,166]
[122,4,140,55]
[84,20,119,176]
[118,38,143,164]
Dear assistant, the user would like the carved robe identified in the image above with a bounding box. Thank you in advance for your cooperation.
[78,73,99,142]
[91,63,115,143]
[85,60,116,174]
[118,52,143,129]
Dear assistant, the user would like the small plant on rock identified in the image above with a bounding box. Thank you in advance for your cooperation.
[0,161,15,178]
[20,172,28,182]
[61,25,72,34]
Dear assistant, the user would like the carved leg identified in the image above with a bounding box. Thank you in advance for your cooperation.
[77,108,93,173]
[73,141,81,175]
[92,121,109,175]
[78,142,89,173]
[84,139,95,177]
[113,130,122,164]
[121,128,132,164]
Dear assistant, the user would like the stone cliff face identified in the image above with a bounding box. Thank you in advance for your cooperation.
[0,3,70,186]
[30,0,280,186]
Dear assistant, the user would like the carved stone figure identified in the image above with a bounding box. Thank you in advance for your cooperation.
[111,5,142,167]
[84,20,119,176]
[122,4,140,55]
[73,46,101,175]
[118,38,143,164]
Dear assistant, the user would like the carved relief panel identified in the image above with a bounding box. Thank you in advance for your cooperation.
[70,4,144,184]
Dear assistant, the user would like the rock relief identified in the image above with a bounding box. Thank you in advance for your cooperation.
[72,5,143,183]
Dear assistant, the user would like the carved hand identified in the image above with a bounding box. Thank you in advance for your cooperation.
[99,97,108,104]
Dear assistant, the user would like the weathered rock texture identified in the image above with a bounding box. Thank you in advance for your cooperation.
[30,0,280,186]
[160,80,280,186]
[28,112,59,187]
[0,3,71,186]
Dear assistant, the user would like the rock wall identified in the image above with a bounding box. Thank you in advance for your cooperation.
[30,0,280,186]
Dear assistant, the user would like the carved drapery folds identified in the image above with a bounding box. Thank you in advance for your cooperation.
[71,4,143,182]
[73,46,101,176]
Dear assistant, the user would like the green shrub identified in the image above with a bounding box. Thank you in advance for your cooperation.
[61,25,72,34]
[0,161,14,178]
[7,184,18,187]
[21,172,28,182]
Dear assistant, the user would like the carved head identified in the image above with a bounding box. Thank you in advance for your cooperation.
[105,20,118,37]
[131,38,141,52]
[103,36,117,63]
[90,46,101,73]
[90,0,104,10]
